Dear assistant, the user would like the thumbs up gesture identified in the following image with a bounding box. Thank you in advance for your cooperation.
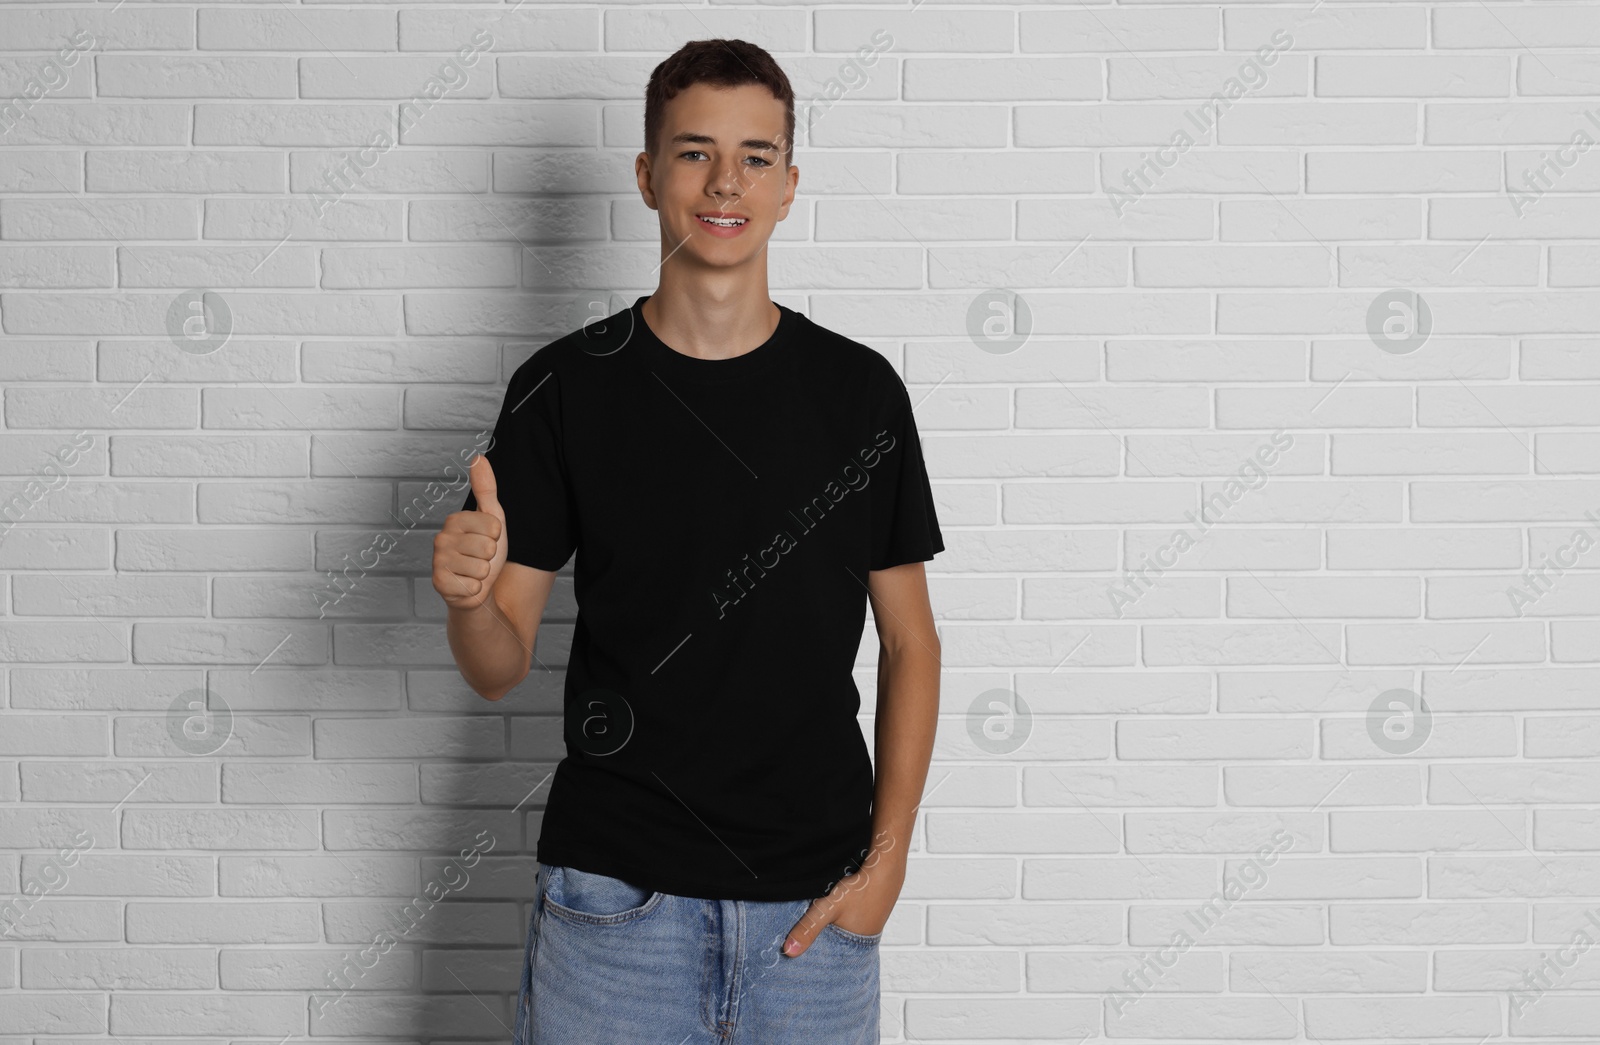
[434,452,509,610]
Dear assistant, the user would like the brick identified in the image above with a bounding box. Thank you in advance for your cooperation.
[321,896,521,947]
[111,994,302,1036]
[289,150,487,194]
[310,992,505,1036]
[313,718,502,759]
[9,668,199,709]
[0,151,83,193]
[301,57,494,101]
[220,947,416,985]
[196,10,395,52]
[22,851,212,889]
[419,940,518,992]
[0,889,121,940]
[0,713,108,755]
[205,669,400,712]
[1,198,196,240]
[21,761,216,803]
[416,851,534,902]
[218,855,416,897]
[302,341,497,383]
[118,246,315,288]
[12,574,204,616]
[115,528,308,571]
[194,104,398,148]
[121,809,321,851]
[0,806,112,844]
[23,945,216,989]
[125,901,320,943]
[224,761,419,803]
[113,713,312,755]
[321,809,518,851]
[204,198,403,241]
[129,621,330,663]
[398,8,594,52]
[0,993,104,1034]
[321,246,517,289]
[0,247,111,288]
[88,151,287,194]
[1025,9,1218,53]
[0,9,191,50]
[98,57,294,99]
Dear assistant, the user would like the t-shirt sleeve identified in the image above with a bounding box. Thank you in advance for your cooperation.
[869,366,944,571]
[459,355,577,572]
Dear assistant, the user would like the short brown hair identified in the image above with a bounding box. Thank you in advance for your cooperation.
[644,39,796,169]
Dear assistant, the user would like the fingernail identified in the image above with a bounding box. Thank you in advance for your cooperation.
[784,938,798,955]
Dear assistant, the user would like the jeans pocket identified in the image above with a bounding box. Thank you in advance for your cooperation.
[823,922,883,947]
[541,864,664,926]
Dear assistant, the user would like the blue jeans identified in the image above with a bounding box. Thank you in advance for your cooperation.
[513,864,881,1044]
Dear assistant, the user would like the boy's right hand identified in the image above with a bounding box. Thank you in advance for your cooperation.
[434,453,509,610]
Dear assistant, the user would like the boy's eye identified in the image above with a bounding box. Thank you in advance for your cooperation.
[681,150,773,167]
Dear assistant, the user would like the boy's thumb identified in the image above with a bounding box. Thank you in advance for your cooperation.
[469,453,503,517]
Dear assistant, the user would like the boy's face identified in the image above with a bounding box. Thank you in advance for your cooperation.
[637,81,797,272]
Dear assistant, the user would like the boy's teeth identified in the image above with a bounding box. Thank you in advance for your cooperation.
[701,216,745,226]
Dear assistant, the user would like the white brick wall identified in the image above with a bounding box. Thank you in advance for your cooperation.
[2,3,1599,1041]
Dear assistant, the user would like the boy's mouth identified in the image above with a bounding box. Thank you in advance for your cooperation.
[695,212,750,237]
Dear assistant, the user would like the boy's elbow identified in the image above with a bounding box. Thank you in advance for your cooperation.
[479,667,530,702]
[881,630,940,663]
[472,662,530,702]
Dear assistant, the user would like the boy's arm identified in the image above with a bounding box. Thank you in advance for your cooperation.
[856,363,943,881]
[446,561,558,701]
[783,559,940,954]
[865,559,941,873]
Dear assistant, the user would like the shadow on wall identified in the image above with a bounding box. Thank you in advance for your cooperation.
[302,512,572,1036]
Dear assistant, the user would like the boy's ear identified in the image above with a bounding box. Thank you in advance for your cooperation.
[635,152,660,211]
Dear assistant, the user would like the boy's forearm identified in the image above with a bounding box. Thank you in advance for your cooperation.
[447,597,532,700]
[869,640,941,868]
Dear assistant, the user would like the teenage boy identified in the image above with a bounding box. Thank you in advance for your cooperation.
[433,37,942,1044]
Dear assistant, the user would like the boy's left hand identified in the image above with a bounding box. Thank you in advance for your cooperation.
[782,854,905,957]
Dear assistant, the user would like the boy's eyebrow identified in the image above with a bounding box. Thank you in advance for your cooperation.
[668,131,782,153]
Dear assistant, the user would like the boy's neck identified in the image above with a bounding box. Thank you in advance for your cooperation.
[640,277,781,361]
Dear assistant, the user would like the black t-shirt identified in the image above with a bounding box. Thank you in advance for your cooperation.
[459,294,943,901]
